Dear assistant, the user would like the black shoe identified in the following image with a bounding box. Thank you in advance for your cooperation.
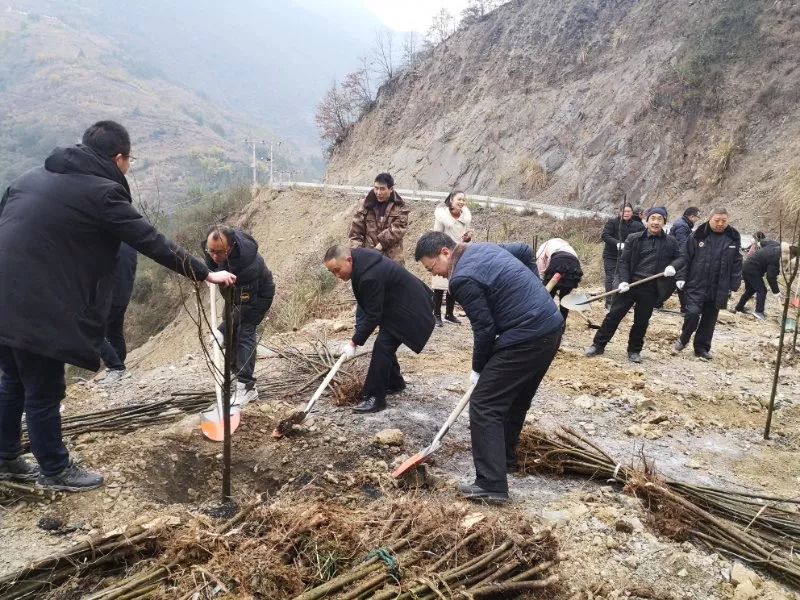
[0,456,40,482]
[444,314,461,325]
[457,483,509,504]
[733,306,749,314]
[628,352,642,363]
[37,462,103,492]
[585,345,604,357]
[695,350,713,360]
[435,316,443,328]
[386,382,406,395]
[753,312,766,321]
[673,340,686,351]
[352,396,386,413]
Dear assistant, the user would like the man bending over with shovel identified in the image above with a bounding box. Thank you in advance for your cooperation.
[585,207,683,363]
[415,232,563,503]
[324,245,435,414]
[202,225,275,407]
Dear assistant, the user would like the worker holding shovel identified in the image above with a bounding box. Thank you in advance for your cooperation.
[202,225,275,408]
[585,207,683,363]
[415,232,563,504]
[323,245,435,414]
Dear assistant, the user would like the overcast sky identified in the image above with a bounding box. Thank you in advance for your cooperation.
[363,0,472,32]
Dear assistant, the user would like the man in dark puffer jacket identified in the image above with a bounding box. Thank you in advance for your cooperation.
[203,226,275,407]
[733,243,790,319]
[601,204,645,307]
[416,232,563,504]
[674,208,742,359]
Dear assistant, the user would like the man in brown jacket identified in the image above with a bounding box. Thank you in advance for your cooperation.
[348,172,409,264]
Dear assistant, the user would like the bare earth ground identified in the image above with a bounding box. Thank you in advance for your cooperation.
[1,285,798,599]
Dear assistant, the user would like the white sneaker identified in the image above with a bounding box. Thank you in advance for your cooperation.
[232,382,258,408]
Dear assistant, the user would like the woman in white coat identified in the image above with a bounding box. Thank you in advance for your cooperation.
[431,190,472,326]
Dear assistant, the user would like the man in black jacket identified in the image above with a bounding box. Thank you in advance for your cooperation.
[734,243,792,319]
[415,232,563,503]
[601,204,645,307]
[99,243,138,384]
[0,121,236,492]
[203,226,275,407]
[586,208,683,363]
[665,207,701,312]
[324,245,435,413]
[674,208,743,359]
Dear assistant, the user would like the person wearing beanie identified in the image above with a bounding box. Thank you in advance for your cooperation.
[674,207,742,359]
[586,207,683,363]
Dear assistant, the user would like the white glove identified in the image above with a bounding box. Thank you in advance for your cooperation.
[211,329,224,348]
[676,280,685,290]
[338,341,357,358]
[470,370,480,385]
[664,265,676,277]
[618,282,630,293]
[617,243,625,250]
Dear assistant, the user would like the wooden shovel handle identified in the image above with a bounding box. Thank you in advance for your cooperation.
[579,272,665,304]
[545,272,561,293]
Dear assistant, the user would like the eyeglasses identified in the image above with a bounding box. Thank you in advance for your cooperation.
[126,154,137,163]
[205,247,229,258]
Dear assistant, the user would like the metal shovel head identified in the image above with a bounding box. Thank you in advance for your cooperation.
[559,292,592,312]
[391,441,439,479]
[200,406,241,442]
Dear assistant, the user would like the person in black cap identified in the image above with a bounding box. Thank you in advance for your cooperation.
[586,207,683,363]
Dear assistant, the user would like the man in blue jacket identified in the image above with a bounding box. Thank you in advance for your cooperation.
[664,207,700,312]
[415,232,563,503]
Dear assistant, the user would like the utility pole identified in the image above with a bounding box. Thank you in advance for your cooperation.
[268,140,282,187]
[243,139,265,188]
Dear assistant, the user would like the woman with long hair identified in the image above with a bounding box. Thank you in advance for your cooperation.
[431,190,472,326]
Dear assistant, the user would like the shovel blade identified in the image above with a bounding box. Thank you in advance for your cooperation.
[391,443,437,479]
[559,292,592,312]
[200,412,241,442]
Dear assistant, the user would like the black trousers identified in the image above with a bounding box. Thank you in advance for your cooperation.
[469,331,561,493]
[680,300,719,353]
[100,304,128,371]
[550,285,575,321]
[0,345,69,476]
[660,280,687,311]
[603,257,620,307]
[735,271,767,313]
[433,289,456,317]
[593,282,658,353]
[362,328,405,401]
[219,319,259,387]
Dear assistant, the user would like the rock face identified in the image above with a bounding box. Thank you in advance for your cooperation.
[326,0,800,226]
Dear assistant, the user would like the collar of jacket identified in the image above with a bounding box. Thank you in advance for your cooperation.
[447,242,469,279]
[644,228,666,239]
[364,189,404,208]
[694,221,741,243]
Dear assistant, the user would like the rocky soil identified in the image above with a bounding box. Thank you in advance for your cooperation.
[2,285,798,599]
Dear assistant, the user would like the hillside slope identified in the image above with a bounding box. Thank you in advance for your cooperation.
[326,0,800,229]
[0,7,310,203]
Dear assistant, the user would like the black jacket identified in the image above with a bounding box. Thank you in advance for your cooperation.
[0,145,209,370]
[449,243,563,373]
[601,217,645,260]
[669,215,694,247]
[111,243,138,308]
[618,229,684,300]
[350,248,434,353]
[743,244,782,294]
[203,231,275,325]
[678,222,742,310]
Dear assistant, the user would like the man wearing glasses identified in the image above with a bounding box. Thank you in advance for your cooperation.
[0,120,236,492]
[202,225,275,408]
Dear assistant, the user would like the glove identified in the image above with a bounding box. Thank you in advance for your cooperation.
[211,329,224,348]
[470,371,480,385]
[338,341,357,358]
[617,243,625,250]
[618,282,630,293]
[676,280,685,290]
[664,265,676,277]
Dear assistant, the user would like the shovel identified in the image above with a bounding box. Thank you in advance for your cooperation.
[272,353,348,439]
[201,285,241,441]
[392,384,475,479]
[559,273,665,312]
